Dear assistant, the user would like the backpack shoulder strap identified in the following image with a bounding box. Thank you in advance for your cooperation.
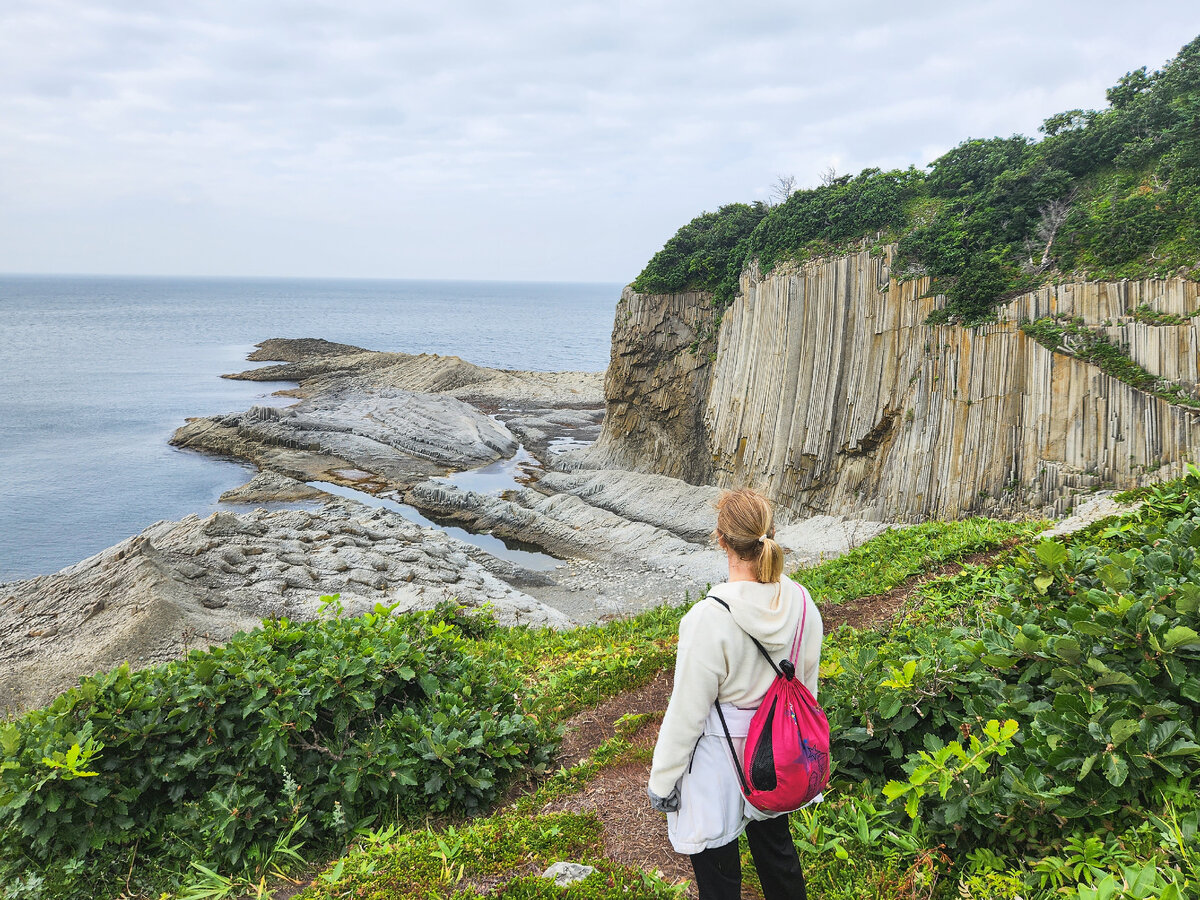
[705,594,782,677]
[788,584,810,666]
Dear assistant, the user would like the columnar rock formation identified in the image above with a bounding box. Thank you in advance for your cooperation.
[589,247,1200,521]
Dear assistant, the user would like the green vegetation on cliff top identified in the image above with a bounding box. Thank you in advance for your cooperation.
[633,35,1200,323]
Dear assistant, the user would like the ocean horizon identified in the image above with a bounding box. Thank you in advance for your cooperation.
[0,274,620,581]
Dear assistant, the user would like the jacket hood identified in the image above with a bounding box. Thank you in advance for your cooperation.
[707,578,807,650]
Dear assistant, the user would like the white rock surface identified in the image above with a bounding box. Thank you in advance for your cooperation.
[0,500,568,714]
[1038,492,1142,538]
[542,862,596,885]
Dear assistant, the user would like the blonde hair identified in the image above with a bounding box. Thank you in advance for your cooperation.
[714,488,783,583]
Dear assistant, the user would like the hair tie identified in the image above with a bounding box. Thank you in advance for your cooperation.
[758,534,768,543]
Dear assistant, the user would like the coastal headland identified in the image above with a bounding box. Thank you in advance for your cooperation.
[0,338,882,712]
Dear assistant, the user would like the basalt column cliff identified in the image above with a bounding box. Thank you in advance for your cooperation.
[586,247,1200,521]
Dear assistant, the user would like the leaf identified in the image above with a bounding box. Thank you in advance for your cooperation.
[980,653,1018,669]
[1078,753,1098,779]
[320,859,346,884]
[1163,625,1200,651]
[1174,582,1200,614]
[1145,551,1174,574]
[1034,574,1054,595]
[1125,863,1157,898]
[1161,739,1200,757]
[878,696,902,719]
[1179,678,1200,702]
[1109,719,1139,747]
[194,659,218,684]
[1036,541,1069,568]
[908,763,935,787]
[1096,564,1130,591]
[0,725,19,757]
[1093,671,1137,688]
[1103,753,1129,787]
[1052,637,1081,664]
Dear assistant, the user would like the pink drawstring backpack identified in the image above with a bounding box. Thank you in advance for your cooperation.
[710,590,830,813]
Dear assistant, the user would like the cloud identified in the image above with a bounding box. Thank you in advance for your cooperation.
[0,0,1197,280]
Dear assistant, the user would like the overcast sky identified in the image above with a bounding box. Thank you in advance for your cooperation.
[1,1,1197,282]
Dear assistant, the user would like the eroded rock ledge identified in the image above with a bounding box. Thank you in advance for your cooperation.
[0,498,570,712]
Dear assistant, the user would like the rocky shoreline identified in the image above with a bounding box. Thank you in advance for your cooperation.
[1,338,887,713]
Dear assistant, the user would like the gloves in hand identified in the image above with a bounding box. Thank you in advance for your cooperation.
[647,784,681,813]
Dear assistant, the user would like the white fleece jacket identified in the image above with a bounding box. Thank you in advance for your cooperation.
[648,577,822,798]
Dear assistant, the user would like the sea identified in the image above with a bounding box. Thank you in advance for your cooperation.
[0,275,620,582]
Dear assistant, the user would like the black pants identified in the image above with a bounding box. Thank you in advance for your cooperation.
[689,814,807,900]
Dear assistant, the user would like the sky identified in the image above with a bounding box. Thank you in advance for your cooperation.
[1,1,1197,283]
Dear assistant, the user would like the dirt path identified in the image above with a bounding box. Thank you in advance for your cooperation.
[539,545,1017,895]
[815,541,1019,631]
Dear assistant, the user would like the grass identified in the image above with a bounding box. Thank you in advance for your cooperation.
[469,604,685,729]
[793,517,1037,608]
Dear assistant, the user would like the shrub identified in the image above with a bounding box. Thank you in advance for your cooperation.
[823,473,1200,849]
[631,203,767,308]
[0,602,554,891]
[743,167,922,276]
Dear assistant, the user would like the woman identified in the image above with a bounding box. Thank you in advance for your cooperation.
[647,488,821,900]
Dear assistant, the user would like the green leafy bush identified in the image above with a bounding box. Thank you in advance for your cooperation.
[743,168,922,276]
[0,603,554,892]
[823,473,1200,848]
[631,203,767,308]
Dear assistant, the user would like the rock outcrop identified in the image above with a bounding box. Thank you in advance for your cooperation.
[0,498,570,714]
[586,289,717,483]
[173,342,607,484]
[589,248,1200,521]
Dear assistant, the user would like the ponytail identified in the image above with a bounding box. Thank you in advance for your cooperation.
[757,536,784,584]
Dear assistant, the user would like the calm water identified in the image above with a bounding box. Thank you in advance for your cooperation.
[0,275,618,581]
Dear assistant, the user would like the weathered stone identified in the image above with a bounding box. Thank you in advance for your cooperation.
[0,502,570,714]
[542,862,594,885]
[202,512,264,537]
[220,470,327,504]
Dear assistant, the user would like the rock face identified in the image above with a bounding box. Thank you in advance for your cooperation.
[590,248,1200,520]
[586,289,717,484]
